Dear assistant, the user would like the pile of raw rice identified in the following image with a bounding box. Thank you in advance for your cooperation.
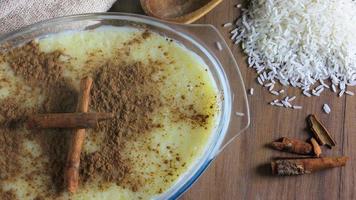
[226,0,356,112]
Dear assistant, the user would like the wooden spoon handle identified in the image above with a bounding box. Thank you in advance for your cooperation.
[174,0,223,24]
[141,0,223,24]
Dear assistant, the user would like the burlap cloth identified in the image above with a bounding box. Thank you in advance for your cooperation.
[0,0,117,34]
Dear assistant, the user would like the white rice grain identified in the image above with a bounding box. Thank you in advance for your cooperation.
[346,91,354,96]
[323,104,331,114]
[288,96,296,102]
[293,105,303,109]
[274,102,284,107]
[249,88,254,95]
[281,100,292,108]
[316,87,324,95]
[223,22,233,27]
[270,90,279,96]
[215,41,223,51]
[320,80,330,88]
[315,85,324,91]
[312,89,320,96]
[303,90,312,97]
[264,83,273,87]
[235,112,245,116]
[269,84,274,91]
[331,84,337,93]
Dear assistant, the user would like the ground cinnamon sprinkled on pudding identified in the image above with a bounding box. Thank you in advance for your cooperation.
[0,41,79,199]
[0,189,17,200]
[5,41,65,88]
[124,30,152,46]
[80,60,162,191]
[0,98,31,181]
[0,98,38,200]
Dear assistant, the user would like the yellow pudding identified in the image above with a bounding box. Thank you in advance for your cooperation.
[0,26,220,200]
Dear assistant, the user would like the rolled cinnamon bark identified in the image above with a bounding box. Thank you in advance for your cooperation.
[27,112,113,129]
[271,156,348,176]
[310,137,322,157]
[271,137,313,155]
[65,77,92,193]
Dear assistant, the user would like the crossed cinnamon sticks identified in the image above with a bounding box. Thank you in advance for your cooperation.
[27,77,112,193]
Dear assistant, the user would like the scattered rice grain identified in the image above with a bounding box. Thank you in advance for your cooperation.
[303,90,311,97]
[270,90,279,96]
[223,22,233,27]
[235,112,245,116]
[331,84,337,93]
[269,84,274,91]
[274,102,284,107]
[281,100,292,108]
[346,91,354,96]
[323,104,331,114]
[249,88,254,95]
[215,41,223,51]
[288,96,296,102]
[293,105,302,109]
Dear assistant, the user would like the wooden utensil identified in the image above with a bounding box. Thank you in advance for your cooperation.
[140,0,223,24]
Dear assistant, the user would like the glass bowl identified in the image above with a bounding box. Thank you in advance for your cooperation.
[0,13,250,199]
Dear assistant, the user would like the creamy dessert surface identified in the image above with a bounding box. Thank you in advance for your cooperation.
[0,26,220,200]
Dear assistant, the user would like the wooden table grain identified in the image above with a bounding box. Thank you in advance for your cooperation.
[111,1,354,199]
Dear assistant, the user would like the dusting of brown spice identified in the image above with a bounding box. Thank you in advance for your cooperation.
[0,98,35,183]
[171,104,210,128]
[5,41,65,89]
[80,60,162,191]
[124,30,151,46]
[0,41,77,198]
[0,189,18,200]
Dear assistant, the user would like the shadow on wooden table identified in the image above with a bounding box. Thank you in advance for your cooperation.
[256,163,273,177]
[109,0,145,14]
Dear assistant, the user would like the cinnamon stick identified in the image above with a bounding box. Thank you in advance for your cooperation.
[271,156,348,176]
[307,114,336,148]
[65,77,92,193]
[310,137,322,157]
[27,112,113,129]
[270,137,313,155]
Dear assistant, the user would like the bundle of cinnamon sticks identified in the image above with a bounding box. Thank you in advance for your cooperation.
[269,114,348,176]
[27,77,113,193]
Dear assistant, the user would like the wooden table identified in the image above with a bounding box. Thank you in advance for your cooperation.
[111,1,355,199]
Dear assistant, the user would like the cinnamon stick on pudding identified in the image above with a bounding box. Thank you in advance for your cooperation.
[65,77,93,193]
[27,112,113,129]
